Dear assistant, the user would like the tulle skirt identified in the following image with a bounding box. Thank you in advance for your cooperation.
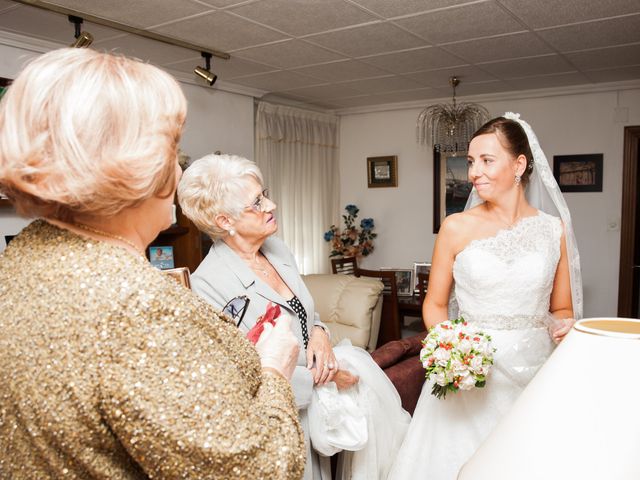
[387,327,554,480]
[308,341,411,480]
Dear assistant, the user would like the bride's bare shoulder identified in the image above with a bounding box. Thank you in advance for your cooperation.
[439,207,486,236]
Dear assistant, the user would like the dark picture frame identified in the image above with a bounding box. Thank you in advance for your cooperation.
[553,154,603,192]
[367,155,398,188]
[433,145,472,233]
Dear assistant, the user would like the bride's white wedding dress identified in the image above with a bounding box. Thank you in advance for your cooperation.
[388,210,561,480]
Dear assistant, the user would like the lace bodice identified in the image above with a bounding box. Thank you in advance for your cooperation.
[453,211,562,329]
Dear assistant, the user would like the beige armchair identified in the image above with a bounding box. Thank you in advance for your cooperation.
[302,273,384,352]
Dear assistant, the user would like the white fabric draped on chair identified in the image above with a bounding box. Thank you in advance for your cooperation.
[255,101,340,274]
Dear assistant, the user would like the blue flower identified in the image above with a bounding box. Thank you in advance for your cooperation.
[360,218,374,230]
[323,230,335,241]
[345,204,359,216]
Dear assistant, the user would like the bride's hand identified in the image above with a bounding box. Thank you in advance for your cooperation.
[548,317,575,344]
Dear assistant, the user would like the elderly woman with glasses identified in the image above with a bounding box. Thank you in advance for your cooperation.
[179,153,410,479]
[0,49,304,479]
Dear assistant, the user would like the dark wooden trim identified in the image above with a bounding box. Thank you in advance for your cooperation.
[433,147,442,234]
[148,202,203,274]
[354,267,401,347]
[617,126,640,317]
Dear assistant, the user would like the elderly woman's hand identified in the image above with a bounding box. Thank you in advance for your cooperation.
[256,316,300,380]
[306,326,337,385]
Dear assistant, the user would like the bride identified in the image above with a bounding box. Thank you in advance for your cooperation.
[387,113,582,480]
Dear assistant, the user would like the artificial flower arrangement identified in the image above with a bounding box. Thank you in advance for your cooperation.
[420,317,495,399]
[323,204,376,258]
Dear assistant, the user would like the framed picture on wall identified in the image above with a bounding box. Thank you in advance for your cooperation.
[553,154,603,192]
[433,146,472,233]
[367,155,398,188]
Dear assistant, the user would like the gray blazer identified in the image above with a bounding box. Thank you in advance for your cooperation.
[191,235,325,409]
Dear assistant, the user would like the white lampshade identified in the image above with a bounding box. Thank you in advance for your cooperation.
[458,318,640,480]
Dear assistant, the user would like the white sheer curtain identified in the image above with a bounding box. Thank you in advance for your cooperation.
[255,101,339,274]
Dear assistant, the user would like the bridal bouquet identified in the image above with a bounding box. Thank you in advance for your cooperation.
[420,317,495,399]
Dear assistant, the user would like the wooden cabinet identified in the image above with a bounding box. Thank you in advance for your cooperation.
[148,204,205,274]
[0,197,207,273]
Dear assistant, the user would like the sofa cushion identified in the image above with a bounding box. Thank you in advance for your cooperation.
[371,332,427,369]
[302,274,383,351]
[382,356,425,415]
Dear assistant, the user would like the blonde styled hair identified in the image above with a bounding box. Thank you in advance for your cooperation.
[178,154,263,240]
[0,48,187,220]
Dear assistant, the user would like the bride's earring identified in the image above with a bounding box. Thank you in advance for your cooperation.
[515,174,522,186]
[229,228,236,236]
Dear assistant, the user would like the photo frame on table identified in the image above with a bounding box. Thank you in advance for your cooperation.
[553,154,603,192]
[433,146,472,233]
[149,245,175,270]
[413,262,431,293]
[367,155,398,188]
[163,267,191,289]
[381,268,414,296]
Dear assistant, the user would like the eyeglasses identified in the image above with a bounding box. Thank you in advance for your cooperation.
[222,295,250,327]
[245,188,270,213]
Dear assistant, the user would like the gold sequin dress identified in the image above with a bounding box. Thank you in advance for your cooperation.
[0,220,305,479]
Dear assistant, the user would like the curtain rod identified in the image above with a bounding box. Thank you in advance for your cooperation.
[12,0,230,60]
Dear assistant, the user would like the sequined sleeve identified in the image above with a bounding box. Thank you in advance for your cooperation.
[98,283,305,479]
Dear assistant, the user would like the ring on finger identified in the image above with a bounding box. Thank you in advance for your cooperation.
[327,362,335,370]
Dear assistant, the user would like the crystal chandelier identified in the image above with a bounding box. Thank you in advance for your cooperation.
[416,76,489,150]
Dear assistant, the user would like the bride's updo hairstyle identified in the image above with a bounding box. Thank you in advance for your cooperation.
[471,117,534,186]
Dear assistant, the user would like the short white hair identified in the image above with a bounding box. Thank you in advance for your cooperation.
[178,154,263,240]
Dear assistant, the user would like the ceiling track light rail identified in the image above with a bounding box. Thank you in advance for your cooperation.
[13,0,230,61]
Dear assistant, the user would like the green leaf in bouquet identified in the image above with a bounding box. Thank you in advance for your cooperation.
[431,383,458,399]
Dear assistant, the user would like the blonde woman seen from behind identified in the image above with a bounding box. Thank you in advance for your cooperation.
[0,48,304,479]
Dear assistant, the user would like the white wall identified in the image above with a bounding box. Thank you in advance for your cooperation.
[0,39,254,251]
[180,82,254,161]
[339,86,640,318]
